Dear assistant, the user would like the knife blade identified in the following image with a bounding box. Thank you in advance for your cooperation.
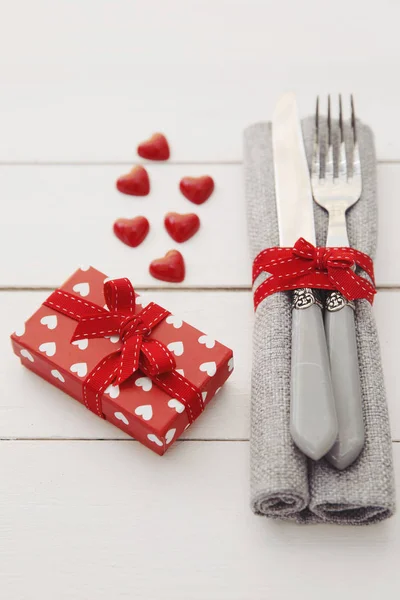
[272,92,337,460]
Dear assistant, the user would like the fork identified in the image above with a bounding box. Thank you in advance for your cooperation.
[311,95,364,470]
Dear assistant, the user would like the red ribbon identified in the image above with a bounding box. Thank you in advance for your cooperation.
[44,278,203,423]
[252,237,376,309]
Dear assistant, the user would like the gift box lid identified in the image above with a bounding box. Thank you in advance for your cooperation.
[11,267,234,455]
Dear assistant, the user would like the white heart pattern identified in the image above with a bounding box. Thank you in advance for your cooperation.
[175,368,185,377]
[202,391,207,403]
[199,361,217,377]
[135,404,153,421]
[72,338,89,350]
[114,411,129,425]
[147,433,163,447]
[198,334,215,349]
[39,342,56,357]
[73,282,90,297]
[40,315,58,330]
[228,357,234,372]
[20,348,34,362]
[135,377,152,392]
[79,265,91,272]
[105,334,119,344]
[14,324,26,337]
[168,398,185,413]
[105,384,120,399]
[165,428,176,445]
[51,369,65,383]
[70,362,88,377]
[166,315,183,329]
[167,341,184,357]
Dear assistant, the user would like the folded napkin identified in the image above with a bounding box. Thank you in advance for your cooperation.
[244,115,395,524]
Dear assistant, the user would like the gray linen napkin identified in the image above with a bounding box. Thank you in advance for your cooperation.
[244,116,395,524]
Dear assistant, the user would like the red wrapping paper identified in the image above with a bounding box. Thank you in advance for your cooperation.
[10,267,234,455]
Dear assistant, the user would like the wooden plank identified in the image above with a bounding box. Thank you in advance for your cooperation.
[0,164,249,288]
[1,1,400,161]
[0,439,399,600]
[4,82,400,163]
[1,163,398,288]
[2,289,399,441]
[374,164,400,286]
[2,289,252,440]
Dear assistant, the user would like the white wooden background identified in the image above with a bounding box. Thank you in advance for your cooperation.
[1,1,400,598]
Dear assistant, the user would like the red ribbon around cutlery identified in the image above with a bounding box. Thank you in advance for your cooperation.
[44,278,203,422]
[252,237,376,309]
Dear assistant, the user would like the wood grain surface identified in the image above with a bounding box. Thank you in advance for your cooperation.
[1,1,400,598]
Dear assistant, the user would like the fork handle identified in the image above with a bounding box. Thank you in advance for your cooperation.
[324,293,365,470]
[290,288,337,460]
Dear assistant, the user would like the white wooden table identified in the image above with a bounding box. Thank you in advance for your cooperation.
[1,2,400,598]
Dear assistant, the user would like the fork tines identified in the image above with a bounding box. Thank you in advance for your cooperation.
[312,95,360,183]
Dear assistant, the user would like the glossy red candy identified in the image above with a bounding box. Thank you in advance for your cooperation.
[164,212,200,243]
[137,133,170,161]
[149,250,185,283]
[179,175,214,205]
[113,216,150,247]
[116,166,150,196]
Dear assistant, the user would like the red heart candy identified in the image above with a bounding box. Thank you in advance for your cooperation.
[149,250,185,283]
[179,175,214,205]
[137,133,170,161]
[113,216,150,247]
[164,212,200,243]
[116,166,150,196]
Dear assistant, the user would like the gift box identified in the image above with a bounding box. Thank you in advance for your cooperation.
[10,267,234,455]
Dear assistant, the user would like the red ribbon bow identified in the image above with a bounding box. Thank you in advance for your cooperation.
[44,278,203,422]
[71,278,175,385]
[252,237,376,309]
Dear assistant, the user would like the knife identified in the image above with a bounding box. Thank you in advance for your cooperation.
[272,92,338,460]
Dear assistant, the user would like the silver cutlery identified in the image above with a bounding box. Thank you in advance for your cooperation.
[311,95,364,469]
[272,93,338,460]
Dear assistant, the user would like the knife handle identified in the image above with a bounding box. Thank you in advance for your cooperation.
[290,288,337,460]
[324,293,364,470]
